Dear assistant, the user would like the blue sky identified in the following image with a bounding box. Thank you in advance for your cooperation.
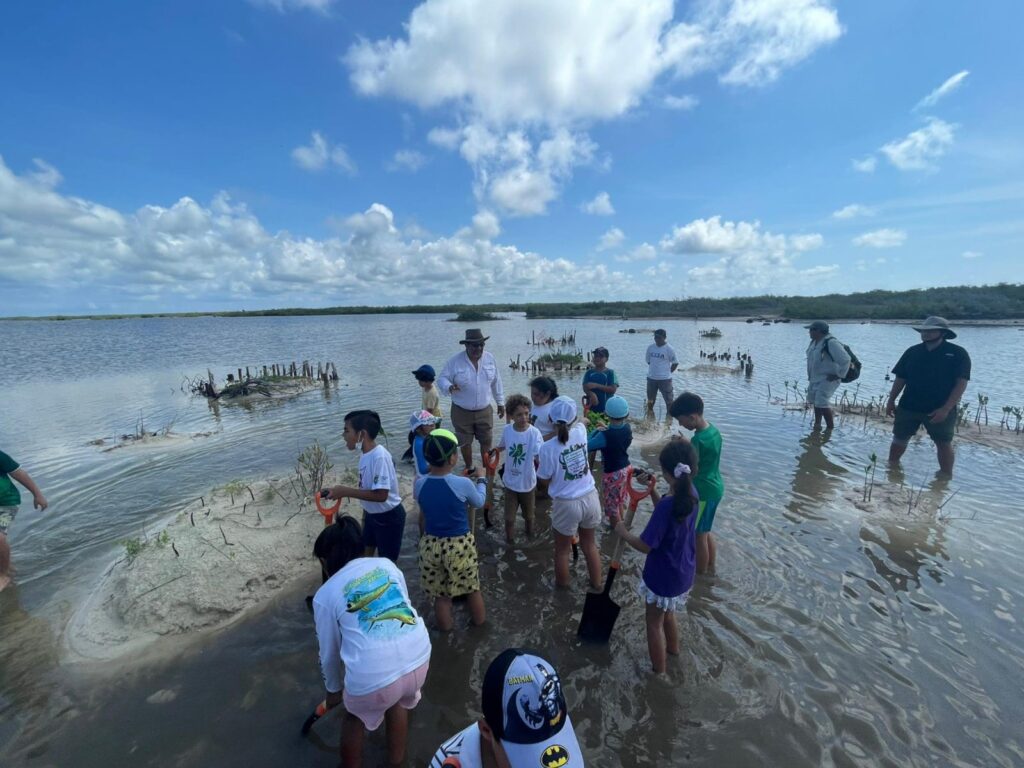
[1,0,1021,315]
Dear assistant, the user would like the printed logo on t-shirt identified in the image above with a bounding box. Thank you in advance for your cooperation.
[344,567,417,635]
[558,442,589,481]
[509,442,527,468]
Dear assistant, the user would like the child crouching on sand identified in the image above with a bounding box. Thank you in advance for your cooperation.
[537,396,603,590]
[414,429,487,631]
[614,439,699,674]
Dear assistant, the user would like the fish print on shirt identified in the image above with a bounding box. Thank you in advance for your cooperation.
[344,567,417,635]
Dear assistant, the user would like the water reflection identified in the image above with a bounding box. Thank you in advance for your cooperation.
[786,431,847,521]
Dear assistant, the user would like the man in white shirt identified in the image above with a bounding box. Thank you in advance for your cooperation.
[438,328,506,472]
[645,328,678,412]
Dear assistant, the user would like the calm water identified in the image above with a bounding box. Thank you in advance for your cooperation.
[1,314,1022,767]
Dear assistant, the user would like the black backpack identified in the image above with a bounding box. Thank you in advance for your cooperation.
[823,336,861,383]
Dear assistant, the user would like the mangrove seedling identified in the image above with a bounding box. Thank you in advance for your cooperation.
[862,452,878,502]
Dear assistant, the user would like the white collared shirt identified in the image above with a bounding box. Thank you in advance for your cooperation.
[438,350,504,411]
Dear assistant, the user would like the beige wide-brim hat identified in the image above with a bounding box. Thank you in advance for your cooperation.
[912,316,957,339]
[459,328,490,344]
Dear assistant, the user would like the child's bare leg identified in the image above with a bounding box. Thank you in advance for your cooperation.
[696,533,710,574]
[384,702,409,767]
[645,604,667,674]
[341,711,366,767]
[466,590,486,626]
[707,532,717,573]
[577,527,602,590]
[504,494,517,544]
[523,492,536,538]
[0,533,12,591]
[553,533,573,587]
[663,610,680,656]
[434,596,454,631]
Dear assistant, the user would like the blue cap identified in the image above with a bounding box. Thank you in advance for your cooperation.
[412,364,436,380]
[605,395,629,419]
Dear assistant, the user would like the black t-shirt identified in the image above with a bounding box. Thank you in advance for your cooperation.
[892,340,971,412]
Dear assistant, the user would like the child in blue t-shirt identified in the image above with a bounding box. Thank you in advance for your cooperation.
[409,410,442,483]
[615,439,699,674]
[414,429,487,631]
[587,395,632,527]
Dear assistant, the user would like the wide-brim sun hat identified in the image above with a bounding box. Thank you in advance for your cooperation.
[912,315,957,339]
[459,328,489,344]
[605,395,629,419]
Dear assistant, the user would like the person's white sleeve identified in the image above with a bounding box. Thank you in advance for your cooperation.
[645,347,652,364]
[537,447,553,480]
[462,476,487,508]
[497,425,508,450]
[313,598,344,693]
[437,358,455,396]
[670,348,678,365]
[492,360,504,405]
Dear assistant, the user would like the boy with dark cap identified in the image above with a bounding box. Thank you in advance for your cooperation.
[430,648,585,767]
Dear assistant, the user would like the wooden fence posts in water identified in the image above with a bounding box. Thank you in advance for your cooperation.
[188,361,340,399]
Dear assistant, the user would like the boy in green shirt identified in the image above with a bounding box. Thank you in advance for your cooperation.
[669,393,724,574]
[1,449,48,592]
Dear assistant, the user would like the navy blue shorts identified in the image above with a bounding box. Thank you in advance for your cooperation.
[362,504,407,563]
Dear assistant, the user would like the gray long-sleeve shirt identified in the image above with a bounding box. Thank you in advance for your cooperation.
[807,336,851,383]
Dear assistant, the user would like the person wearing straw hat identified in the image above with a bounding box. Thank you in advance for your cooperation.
[438,329,506,474]
[886,316,971,476]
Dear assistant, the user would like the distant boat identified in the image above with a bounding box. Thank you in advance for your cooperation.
[761,321,772,326]
[699,327,723,338]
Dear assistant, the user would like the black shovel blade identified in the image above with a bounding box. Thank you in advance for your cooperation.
[577,566,621,643]
[300,711,320,736]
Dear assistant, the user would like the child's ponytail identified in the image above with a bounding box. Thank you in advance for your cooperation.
[658,439,699,523]
[556,421,570,444]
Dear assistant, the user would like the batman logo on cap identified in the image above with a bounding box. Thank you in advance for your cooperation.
[541,745,570,767]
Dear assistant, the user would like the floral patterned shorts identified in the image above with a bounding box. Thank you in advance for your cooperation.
[601,467,630,520]
[0,505,17,535]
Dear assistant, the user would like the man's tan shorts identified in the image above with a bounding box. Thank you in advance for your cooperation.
[451,404,494,450]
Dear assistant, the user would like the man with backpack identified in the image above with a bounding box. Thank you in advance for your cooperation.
[805,320,852,431]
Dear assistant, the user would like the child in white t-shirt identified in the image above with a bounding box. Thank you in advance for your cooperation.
[537,396,603,591]
[494,394,543,543]
[325,410,406,563]
[312,516,431,767]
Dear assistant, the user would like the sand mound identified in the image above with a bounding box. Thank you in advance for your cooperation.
[91,430,215,453]
[65,473,413,661]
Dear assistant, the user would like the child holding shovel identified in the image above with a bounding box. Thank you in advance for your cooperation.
[614,440,699,674]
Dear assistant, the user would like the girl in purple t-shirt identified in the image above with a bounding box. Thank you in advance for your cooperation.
[614,439,699,674]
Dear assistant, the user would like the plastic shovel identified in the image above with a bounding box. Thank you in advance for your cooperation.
[314,490,342,526]
[300,699,330,736]
[481,448,499,529]
[577,467,653,643]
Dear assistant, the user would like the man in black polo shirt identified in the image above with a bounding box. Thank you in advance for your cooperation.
[886,316,971,476]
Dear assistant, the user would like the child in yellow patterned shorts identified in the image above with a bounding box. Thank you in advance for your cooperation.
[413,429,488,631]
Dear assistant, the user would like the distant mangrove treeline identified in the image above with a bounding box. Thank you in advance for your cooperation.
[7,283,1023,322]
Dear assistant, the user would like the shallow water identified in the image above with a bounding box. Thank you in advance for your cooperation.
[1,314,1023,766]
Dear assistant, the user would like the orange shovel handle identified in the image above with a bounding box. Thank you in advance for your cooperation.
[314,492,341,524]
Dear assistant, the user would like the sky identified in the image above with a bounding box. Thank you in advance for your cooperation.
[1,0,1022,316]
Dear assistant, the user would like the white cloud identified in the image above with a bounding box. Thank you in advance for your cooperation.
[660,215,790,254]
[852,156,877,173]
[597,227,626,251]
[387,149,428,172]
[581,192,615,216]
[880,118,956,171]
[346,1,841,213]
[790,233,824,251]
[617,243,657,262]
[291,131,357,174]
[663,94,699,111]
[915,70,969,110]
[853,228,906,248]
[831,203,873,219]
[0,155,637,313]
[248,0,333,12]
[961,250,982,259]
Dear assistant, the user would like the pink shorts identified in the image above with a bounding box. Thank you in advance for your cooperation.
[343,660,429,730]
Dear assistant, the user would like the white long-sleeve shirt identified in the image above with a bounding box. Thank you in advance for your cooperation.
[807,336,851,383]
[438,350,504,411]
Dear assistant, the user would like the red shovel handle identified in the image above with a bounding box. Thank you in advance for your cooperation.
[482,449,499,474]
[625,466,654,510]
[314,491,341,525]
